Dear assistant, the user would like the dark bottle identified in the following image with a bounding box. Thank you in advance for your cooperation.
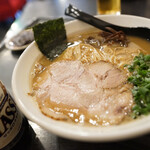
[0,81,34,150]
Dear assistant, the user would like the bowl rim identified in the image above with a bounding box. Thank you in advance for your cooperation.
[12,14,150,142]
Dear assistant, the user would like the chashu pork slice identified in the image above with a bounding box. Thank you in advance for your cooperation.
[35,60,133,125]
[88,61,127,88]
[36,61,86,120]
[87,85,133,125]
[50,60,84,84]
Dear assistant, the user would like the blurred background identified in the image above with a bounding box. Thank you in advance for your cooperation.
[0,0,150,43]
[0,0,150,45]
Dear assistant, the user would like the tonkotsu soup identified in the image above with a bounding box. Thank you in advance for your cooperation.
[30,28,150,126]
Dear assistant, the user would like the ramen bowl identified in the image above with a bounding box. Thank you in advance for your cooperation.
[12,15,150,142]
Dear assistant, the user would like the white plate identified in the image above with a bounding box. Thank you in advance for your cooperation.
[12,15,150,142]
[5,29,34,51]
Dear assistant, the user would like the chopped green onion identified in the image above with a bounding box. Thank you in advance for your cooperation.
[125,53,150,118]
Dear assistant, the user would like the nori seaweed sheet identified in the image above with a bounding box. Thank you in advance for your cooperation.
[33,18,67,60]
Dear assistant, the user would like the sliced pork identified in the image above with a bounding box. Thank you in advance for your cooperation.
[88,61,127,88]
[35,60,133,126]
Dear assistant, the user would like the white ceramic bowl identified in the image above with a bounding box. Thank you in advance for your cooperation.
[12,15,150,142]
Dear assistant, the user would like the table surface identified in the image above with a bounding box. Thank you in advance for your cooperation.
[0,0,150,149]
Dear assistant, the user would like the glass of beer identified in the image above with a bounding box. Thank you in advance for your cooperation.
[97,0,121,15]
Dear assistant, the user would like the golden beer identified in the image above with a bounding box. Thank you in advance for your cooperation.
[97,0,121,15]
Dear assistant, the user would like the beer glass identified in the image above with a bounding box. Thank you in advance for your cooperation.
[97,0,121,15]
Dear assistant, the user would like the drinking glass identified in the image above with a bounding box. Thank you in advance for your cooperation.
[97,0,121,15]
